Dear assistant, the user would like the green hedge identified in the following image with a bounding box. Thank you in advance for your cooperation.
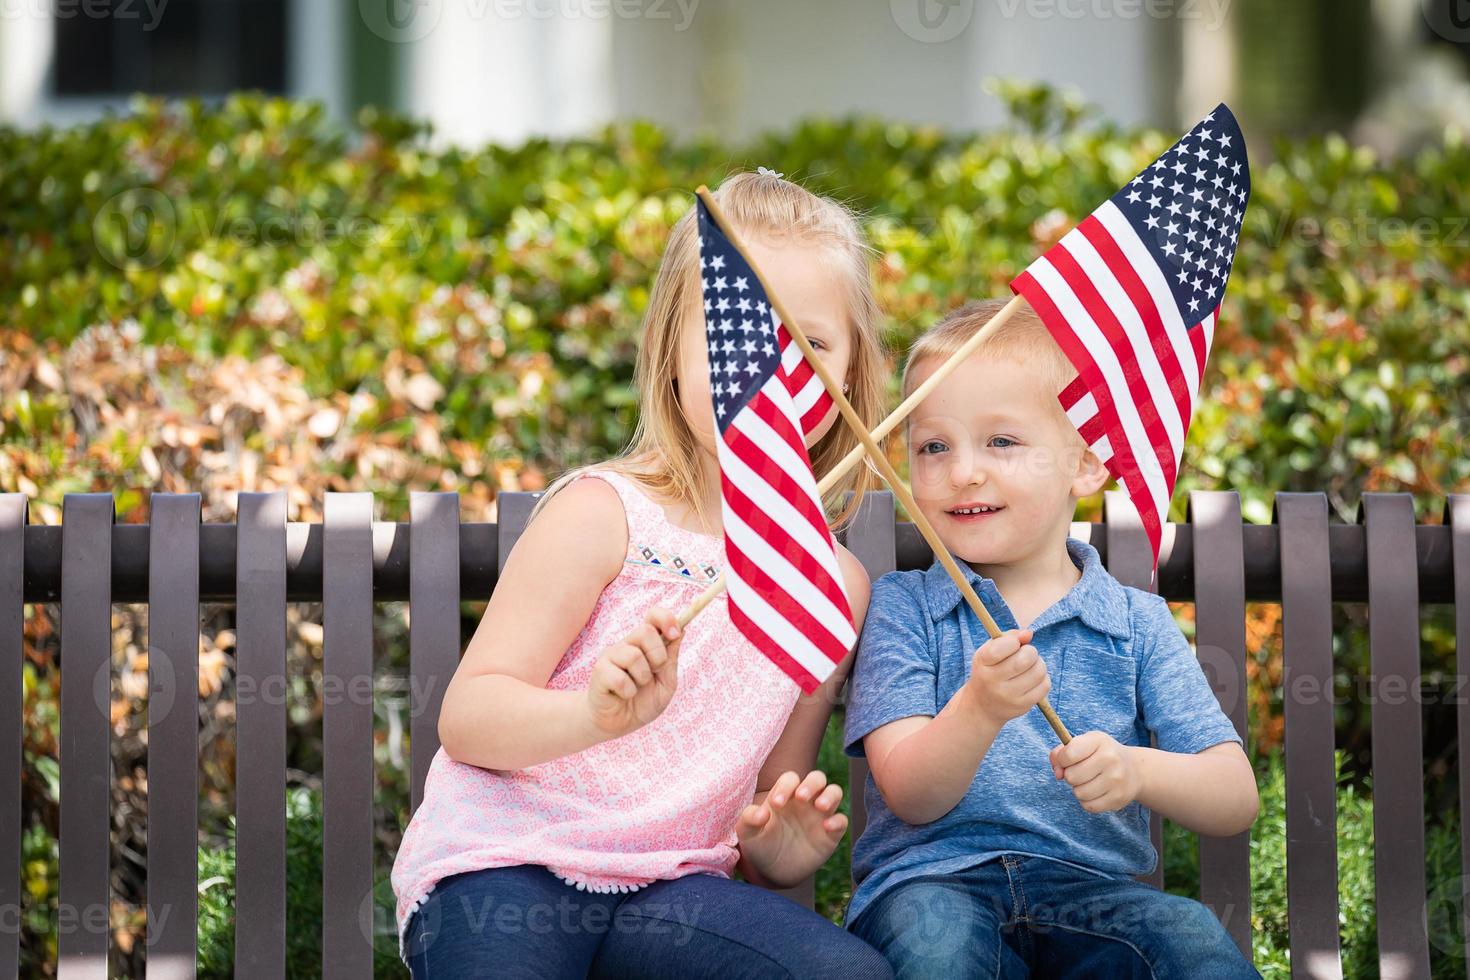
[3,85,1467,524]
[5,86,1469,977]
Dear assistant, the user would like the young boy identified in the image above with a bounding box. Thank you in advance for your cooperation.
[843,299,1261,979]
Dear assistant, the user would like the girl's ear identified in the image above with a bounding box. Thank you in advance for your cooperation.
[1070,445,1110,498]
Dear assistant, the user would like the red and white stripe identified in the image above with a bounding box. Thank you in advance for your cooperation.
[1014,199,1218,565]
[778,325,833,436]
[717,310,854,695]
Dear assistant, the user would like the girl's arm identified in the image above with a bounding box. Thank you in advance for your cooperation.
[735,544,871,888]
[437,477,628,771]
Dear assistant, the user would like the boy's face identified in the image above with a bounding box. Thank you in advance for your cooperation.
[906,352,1108,567]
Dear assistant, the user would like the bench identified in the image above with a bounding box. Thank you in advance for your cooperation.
[1,487,1464,978]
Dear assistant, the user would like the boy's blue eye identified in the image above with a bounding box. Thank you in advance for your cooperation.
[917,440,947,455]
[990,436,1017,449]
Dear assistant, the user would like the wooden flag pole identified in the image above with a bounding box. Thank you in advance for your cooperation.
[676,293,1025,628]
[685,187,1071,743]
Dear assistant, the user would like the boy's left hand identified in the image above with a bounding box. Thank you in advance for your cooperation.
[1050,732,1142,813]
[736,770,847,887]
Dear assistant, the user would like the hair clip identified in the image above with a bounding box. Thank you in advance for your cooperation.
[756,166,785,179]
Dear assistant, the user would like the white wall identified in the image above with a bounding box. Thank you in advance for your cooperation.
[402,0,1171,148]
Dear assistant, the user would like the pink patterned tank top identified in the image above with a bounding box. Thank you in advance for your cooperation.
[390,468,803,962]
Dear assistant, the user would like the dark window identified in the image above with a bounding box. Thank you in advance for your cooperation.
[53,0,287,97]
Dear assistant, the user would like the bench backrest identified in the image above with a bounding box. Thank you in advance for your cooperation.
[1,488,1464,979]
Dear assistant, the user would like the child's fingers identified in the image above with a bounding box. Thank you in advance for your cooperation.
[998,644,1042,682]
[794,770,828,801]
[822,812,848,837]
[609,643,655,686]
[592,658,638,700]
[627,623,671,673]
[767,771,802,808]
[1063,754,1109,790]
[814,783,843,812]
[1053,731,1103,768]
[736,803,770,839]
[977,629,1032,666]
[645,606,683,646]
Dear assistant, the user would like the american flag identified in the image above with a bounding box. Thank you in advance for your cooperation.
[695,195,856,695]
[1011,103,1250,572]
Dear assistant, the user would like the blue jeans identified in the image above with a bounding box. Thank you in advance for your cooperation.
[850,853,1260,979]
[403,863,894,979]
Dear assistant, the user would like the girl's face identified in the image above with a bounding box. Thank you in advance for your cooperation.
[675,235,853,460]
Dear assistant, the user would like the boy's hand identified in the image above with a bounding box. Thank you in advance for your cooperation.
[735,770,847,888]
[586,607,682,739]
[1050,731,1142,813]
[960,628,1051,730]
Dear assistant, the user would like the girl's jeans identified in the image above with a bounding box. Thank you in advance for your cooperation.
[403,863,894,979]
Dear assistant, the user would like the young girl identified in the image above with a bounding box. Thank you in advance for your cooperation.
[391,171,895,979]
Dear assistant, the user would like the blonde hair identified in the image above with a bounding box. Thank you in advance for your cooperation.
[900,298,1080,439]
[528,170,890,535]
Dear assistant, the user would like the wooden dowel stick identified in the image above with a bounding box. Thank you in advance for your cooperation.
[682,188,1070,743]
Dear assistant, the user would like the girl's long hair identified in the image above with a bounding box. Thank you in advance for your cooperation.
[528,170,890,536]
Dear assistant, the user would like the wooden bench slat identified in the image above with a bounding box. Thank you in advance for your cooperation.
[1360,493,1431,979]
[1446,494,1470,980]
[321,494,376,978]
[1188,491,1252,957]
[234,492,288,980]
[495,493,541,576]
[144,494,202,980]
[1276,492,1344,980]
[408,493,462,816]
[1103,490,1165,889]
[0,495,27,980]
[844,489,898,851]
[57,494,114,980]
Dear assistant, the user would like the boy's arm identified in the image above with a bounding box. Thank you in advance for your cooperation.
[862,687,1000,825]
[1052,591,1258,836]
[1050,734,1258,836]
[1129,740,1258,834]
[866,628,1048,825]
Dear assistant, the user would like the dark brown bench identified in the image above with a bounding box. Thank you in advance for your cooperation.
[1,488,1464,978]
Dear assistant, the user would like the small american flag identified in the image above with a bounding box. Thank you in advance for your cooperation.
[695,195,856,694]
[1011,103,1250,572]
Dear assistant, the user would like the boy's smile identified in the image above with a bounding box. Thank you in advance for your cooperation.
[905,350,1108,577]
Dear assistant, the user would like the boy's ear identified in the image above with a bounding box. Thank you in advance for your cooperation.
[1070,444,1110,498]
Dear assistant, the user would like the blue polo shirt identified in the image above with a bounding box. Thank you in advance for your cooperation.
[841,536,1242,930]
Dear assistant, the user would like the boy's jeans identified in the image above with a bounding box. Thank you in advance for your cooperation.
[850,852,1261,979]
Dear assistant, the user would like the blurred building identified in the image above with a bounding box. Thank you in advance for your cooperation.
[1,0,1467,151]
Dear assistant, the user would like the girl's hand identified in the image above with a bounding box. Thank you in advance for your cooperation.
[586,606,683,739]
[735,770,847,888]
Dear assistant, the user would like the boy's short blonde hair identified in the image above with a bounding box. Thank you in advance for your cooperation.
[900,298,1082,441]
